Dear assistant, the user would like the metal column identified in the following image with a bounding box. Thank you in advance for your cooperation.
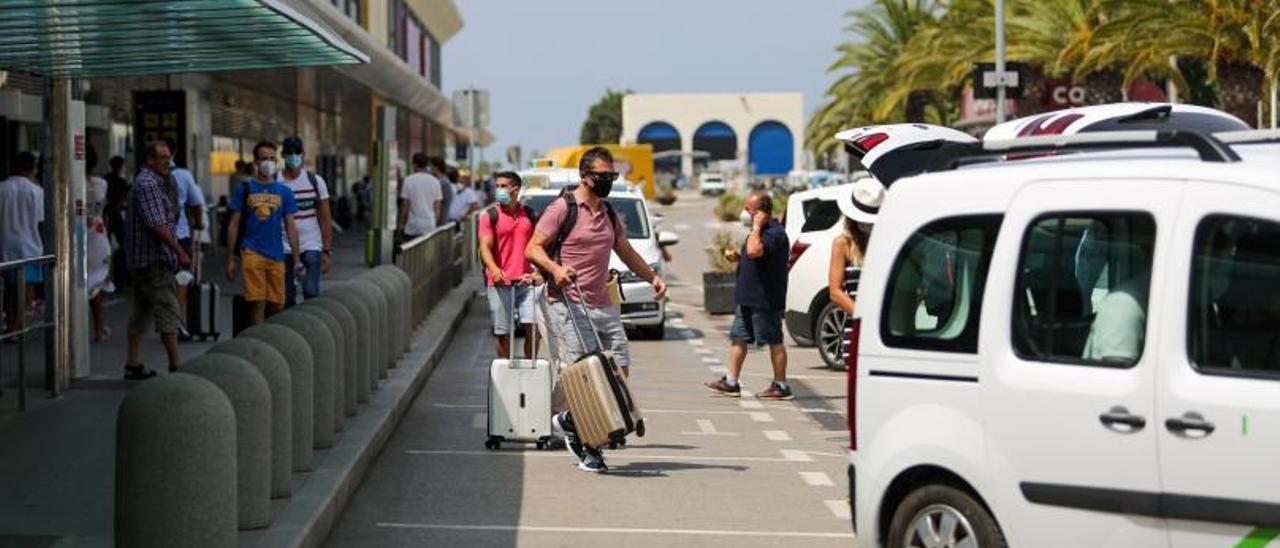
[50,77,72,392]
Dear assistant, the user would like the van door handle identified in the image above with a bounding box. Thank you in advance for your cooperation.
[1165,412,1215,438]
[1099,406,1146,432]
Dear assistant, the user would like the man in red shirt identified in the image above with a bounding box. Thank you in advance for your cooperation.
[479,171,537,358]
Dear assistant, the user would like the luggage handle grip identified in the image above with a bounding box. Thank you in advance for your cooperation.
[561,277,606,355]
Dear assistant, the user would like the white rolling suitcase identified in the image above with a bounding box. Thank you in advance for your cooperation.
[485,285,555,450]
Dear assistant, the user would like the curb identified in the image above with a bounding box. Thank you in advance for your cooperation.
[244,277,480,548]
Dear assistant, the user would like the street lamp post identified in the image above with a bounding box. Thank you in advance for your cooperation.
[994,0,1006,123]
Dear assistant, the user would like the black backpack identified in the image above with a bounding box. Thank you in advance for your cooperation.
[545,191,618,265]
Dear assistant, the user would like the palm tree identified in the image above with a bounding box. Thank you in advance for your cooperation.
[1084,0,1280,124]
[806,0,942,157]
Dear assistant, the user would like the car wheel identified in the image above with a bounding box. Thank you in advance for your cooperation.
[816,301,847,370]
[888,484,1006,548]
[639,321,665,340]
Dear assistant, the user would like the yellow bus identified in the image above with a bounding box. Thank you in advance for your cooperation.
[539,144,655,198]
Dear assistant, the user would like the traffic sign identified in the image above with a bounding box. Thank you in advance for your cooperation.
[973,62,1025,99]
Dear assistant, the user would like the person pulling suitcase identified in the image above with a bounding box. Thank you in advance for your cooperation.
[525,147,666,473]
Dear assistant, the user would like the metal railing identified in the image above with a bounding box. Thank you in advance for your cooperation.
[0,255,57,410]
[395,211,482,328]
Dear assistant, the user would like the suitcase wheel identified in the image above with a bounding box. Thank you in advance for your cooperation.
[636,420,646,438]
[608,442,618,450]
[535,441,546,450]
[484,437,501,451]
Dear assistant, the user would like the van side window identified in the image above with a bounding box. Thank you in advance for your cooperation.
[801,198,841,233]
[1189,215,1280,378]
[882,215,1002,353]
[1012,213,1156,367]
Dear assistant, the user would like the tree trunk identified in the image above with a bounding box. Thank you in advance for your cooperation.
[905,90,935,122]
[1215,61,1264,127]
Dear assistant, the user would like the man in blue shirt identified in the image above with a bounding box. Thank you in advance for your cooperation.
[225,140,300,326]
[705,191,793,400]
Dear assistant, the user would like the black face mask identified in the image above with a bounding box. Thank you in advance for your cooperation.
[589,177,614,199]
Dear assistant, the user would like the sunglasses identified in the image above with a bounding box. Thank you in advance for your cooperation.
[585,171,620,183]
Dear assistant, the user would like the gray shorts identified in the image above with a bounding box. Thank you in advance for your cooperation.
[487,284,535,336]
[544,299,631,368]
[128,263,181,334]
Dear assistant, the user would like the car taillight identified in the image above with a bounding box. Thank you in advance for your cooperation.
[852,133,889,153]
[787,241,810,271]
[846,318,861,451]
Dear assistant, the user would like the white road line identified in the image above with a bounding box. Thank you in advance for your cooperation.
[707,366,727,374]
[405,450,806,463]
[800,471,835,487]
[700,356,721,364]
[694,347,714,356]
[745,373,846,381]
[702,221,722,230]
[376,522,855,539]
[782,449,814,462]
[433,403,486,409]
[686,338,705,346]
[739,400,764,409]
[748,412,774,423]
[471,413,486,430]
[824,500,852,521]
[763,430,792,441]
[673,223,692,231]
[680,419,739,436]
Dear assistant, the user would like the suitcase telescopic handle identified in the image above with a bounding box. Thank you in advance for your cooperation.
[505,283,540,366]
[565,277,606,355]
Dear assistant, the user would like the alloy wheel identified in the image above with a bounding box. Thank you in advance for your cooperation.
[903,503,978,548]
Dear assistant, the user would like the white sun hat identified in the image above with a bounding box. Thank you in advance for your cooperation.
[838,176,886,225]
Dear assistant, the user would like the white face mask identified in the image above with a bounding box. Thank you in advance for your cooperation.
[258,160,277,178]
[740,210,753,227]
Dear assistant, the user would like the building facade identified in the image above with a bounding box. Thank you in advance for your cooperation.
[621,92,803,180]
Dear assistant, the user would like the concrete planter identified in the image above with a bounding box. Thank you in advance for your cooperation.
[702,272,736,315]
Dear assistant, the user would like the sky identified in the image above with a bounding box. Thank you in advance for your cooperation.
[445,0,864,165]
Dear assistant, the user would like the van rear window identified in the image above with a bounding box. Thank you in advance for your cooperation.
[801,199,842,233]
[1189,215,1280,379]
[881,215,1003,353]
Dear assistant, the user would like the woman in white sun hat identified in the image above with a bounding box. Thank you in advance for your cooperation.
[828,176,884,317]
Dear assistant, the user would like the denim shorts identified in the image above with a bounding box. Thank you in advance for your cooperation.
[729,305,784,346]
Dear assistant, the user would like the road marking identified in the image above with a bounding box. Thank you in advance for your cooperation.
[471,413,486,430]
[375,522,855,539]
[763,430,792,441]
[405,450,809,463]
[824,500,853,521]
[686,338,704,346]
[702,221,722,230]
[694,347,714,356]
[707,366,727,374]
[800,472,835,487]
[680,419,739,437]
[745,372,846,381]
[700,356,721,364]
[782,449,814,462]
[748,412,774,423]
[433,403,486,409]
[739,400,765,409]
[673,223,692,231]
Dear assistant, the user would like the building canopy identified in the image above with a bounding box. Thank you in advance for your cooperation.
[0,0,367,78]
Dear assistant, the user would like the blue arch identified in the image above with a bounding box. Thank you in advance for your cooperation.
[693,121,737,161]
[637,121,681,151]
[748,121,794,176]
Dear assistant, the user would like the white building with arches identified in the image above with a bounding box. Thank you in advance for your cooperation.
[620,92,803,180]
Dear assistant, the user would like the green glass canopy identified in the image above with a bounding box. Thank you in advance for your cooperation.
[0,0,368,78]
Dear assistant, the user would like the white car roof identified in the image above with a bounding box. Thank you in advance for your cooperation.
[983,102,1246,140]
[834,123,978,168]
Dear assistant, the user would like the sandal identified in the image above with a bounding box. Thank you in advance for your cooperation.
[123,364,157,380]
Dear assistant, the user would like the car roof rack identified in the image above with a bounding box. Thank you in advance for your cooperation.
[1214,129,1280,144]
[927,129,1239,172]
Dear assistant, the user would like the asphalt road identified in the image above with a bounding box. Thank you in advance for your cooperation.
[325,191,854,547]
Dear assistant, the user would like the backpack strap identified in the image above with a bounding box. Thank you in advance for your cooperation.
[234,181,250,255]
[488,207,500,235]
[305,170,320,196]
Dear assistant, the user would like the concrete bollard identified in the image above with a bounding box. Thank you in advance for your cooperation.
[268,310,337,448]
[116,374,237,548]
[294,304,346,432]
[241,323,314,471]
[375,265,416,345]
[184,353,273,530]
[337,281,387,384]
[361,270,407,364]
[349,279,392,378]
[304,297,358,416]
[324,287,374,401]
[209,337,294,498]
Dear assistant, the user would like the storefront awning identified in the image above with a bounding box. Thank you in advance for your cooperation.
[0,0,368,78]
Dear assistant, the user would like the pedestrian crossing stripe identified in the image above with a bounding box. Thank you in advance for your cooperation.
[1237,528,1280,548]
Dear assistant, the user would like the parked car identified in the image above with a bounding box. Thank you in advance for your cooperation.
[983,102,1248,140]
[835,123,978,185]
[782,177,863,363]
[520,187,678,339]
[699,172,727,195]
[849,131,1280,547]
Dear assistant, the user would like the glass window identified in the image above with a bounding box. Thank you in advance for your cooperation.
[800,198,841,233]
[882,215,1003,353]
[1012,213,1156,367]
[1189,215,1280,378]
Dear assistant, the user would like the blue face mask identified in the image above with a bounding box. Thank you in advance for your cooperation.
[284,154,303,170]
[495,188,512,205]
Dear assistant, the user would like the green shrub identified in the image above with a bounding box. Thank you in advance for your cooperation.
[714,193,744,222]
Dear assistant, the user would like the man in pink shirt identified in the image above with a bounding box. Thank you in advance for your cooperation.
[526,146,666,473]
[479,171,538,358]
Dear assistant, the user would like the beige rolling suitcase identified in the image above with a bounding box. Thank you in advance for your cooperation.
[558,281,645,449]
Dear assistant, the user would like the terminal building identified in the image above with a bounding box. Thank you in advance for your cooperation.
[620,92,803,182]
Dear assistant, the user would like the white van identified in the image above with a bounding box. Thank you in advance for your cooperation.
[850,132,1280,547]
